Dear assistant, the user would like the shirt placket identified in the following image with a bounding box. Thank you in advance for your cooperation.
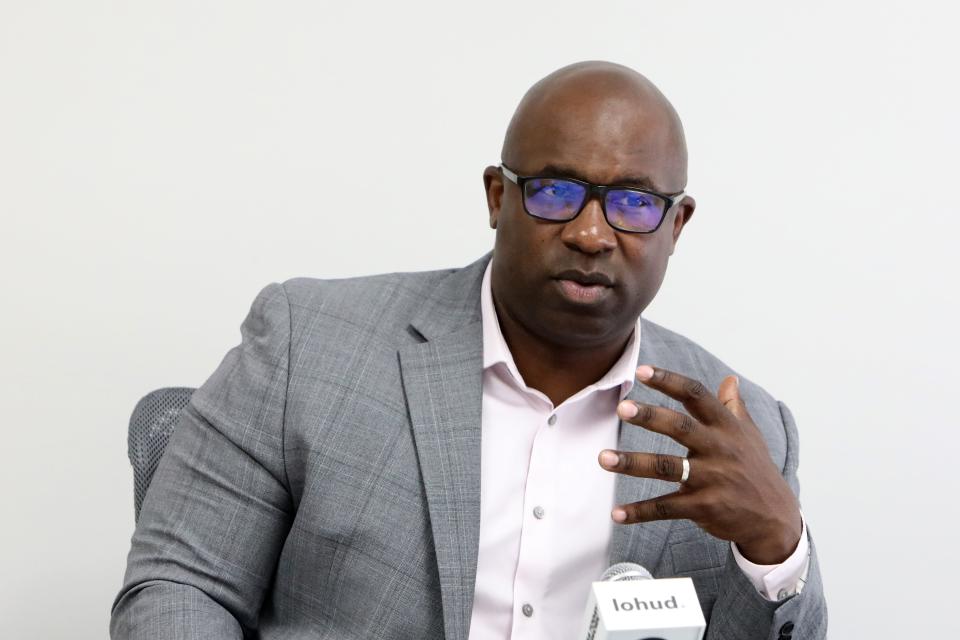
[509,403,560,638]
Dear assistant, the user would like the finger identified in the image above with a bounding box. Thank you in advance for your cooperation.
[612,491,695,524]
[635,365,727,425]
[717,376,745,418]
[599,450,692,483]
[616,401,708,452]
[717,375,750,422]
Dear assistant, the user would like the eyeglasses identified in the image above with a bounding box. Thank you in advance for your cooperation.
[499,163,685,234]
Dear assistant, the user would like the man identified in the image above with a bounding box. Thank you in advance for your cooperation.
[112,61,827,639]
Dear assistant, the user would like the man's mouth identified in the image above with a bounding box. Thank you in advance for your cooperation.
[553,269,615,304]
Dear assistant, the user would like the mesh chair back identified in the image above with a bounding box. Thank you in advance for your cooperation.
[127,387,195,522]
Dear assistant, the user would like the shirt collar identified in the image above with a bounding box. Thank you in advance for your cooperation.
[480,259,642,401]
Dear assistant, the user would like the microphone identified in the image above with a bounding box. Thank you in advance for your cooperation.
[578,562,706,640]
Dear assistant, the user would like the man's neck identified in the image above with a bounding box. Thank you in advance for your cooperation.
[492,297,633,407]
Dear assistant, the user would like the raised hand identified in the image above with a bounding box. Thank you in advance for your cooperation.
[599,365,802,564]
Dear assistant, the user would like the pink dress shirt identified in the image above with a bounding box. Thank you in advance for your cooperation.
[467,261,809,640]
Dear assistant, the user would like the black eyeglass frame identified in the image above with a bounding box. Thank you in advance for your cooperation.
[499,163,686,234]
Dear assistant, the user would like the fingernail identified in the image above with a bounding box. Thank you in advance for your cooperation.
[600,450,619,468]
[636,365,654,381]
[612,508,627,523]
[734,375,740,388]
[618,401,638,419]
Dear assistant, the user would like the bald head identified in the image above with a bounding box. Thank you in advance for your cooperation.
[502,61,688,191]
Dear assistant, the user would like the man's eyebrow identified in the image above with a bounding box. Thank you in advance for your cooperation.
[537,164,658,190]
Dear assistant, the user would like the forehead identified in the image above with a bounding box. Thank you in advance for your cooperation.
[508,93,683,191]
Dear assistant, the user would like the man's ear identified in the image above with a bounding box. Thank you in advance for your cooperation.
[483,165,504,229]
[668,196,695,255]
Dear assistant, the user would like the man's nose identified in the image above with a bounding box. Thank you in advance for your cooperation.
[559,198,617,254]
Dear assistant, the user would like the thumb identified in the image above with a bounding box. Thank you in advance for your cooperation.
[717,374,748,419]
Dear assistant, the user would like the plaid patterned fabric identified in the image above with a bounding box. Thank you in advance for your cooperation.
[112,253,826,639]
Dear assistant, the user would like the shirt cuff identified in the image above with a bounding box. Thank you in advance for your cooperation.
[730,512,810,601]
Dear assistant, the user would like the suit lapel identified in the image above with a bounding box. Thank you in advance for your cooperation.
[400,327,483,640]
[398,255,489,640]
[608,322,687,573]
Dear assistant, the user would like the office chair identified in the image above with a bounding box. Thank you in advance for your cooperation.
[127,387,195,522]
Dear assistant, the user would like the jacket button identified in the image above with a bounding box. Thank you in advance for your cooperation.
[778,621,795,638]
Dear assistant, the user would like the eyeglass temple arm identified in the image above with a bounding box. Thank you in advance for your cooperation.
[499,164,519,184]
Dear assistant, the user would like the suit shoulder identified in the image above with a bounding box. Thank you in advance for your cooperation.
[639,318,744,377]
[640,317,787,439]
[641,318,772,394]
[272,267,458,343]
[281,267,451,310]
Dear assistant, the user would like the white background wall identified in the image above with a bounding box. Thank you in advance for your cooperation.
[2,1,958,637]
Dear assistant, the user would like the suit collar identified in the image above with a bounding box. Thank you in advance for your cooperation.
[407,252,491,342]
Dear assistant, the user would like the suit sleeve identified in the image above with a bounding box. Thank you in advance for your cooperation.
[110,282,295,639]
[704,401,828,640]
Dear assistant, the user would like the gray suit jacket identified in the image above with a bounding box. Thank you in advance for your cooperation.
[111,253,827,640]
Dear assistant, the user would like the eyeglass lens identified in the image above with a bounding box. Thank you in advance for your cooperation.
[522,177,667,232]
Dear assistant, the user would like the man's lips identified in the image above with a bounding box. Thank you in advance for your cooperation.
[553,269,615,287]
[553,269,615,304]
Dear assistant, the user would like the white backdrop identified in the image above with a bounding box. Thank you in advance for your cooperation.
[2,1,958,637]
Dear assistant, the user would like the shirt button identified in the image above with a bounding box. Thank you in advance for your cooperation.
[522,603,534,617]
[533,505,545,519]
[547,414,557,426]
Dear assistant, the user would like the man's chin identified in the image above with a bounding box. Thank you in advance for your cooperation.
[537,309,635,351]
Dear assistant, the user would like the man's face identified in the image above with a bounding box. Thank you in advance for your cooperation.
[484,91,695,350]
